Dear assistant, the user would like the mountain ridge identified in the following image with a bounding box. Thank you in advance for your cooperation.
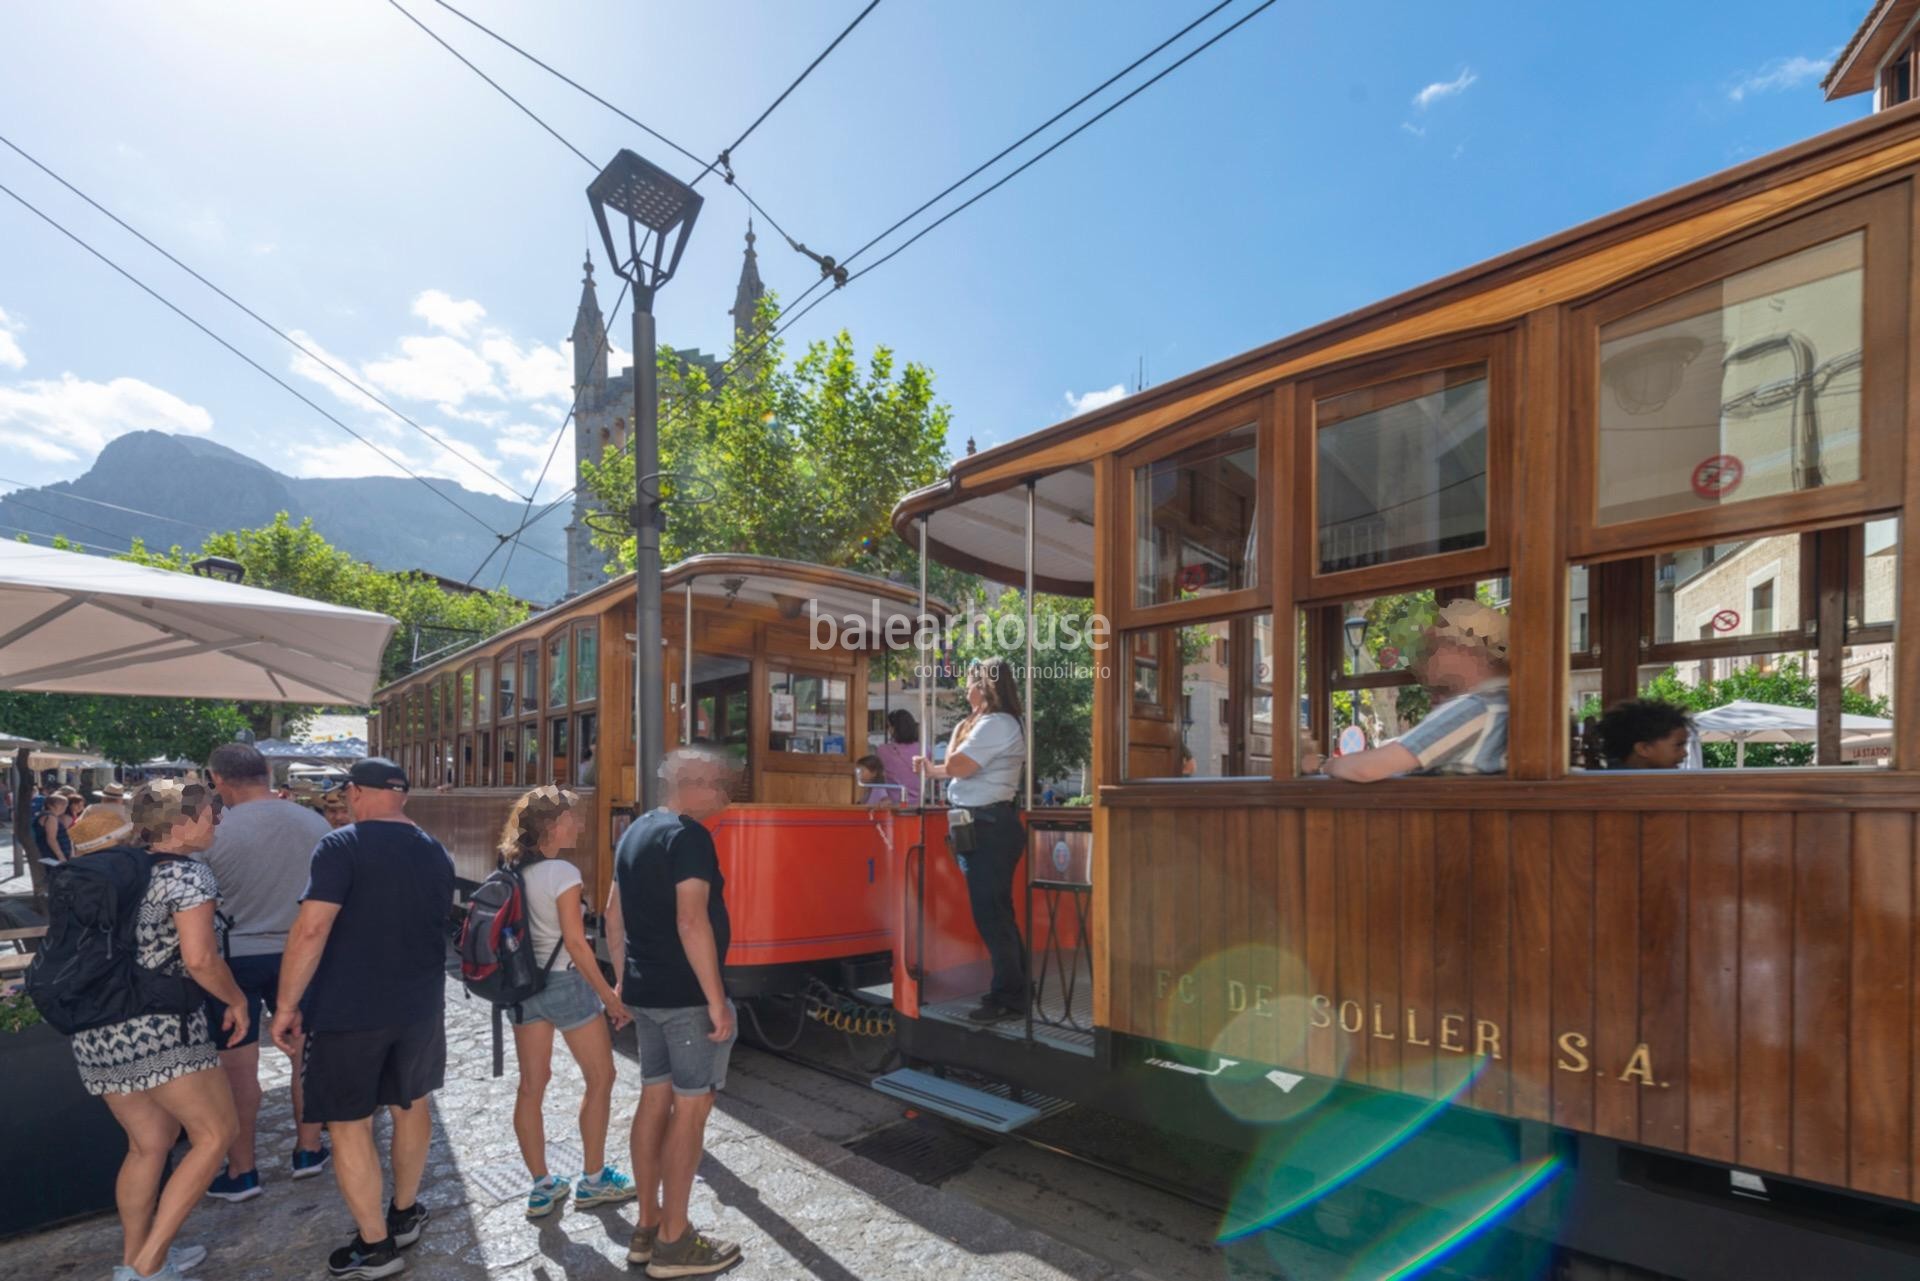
[0,431,569,601]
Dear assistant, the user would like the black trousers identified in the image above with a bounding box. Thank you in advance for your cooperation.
[957,802,1028,1010]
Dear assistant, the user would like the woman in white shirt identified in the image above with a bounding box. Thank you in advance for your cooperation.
[498,787,635,1220]
[917,658,1029,1022]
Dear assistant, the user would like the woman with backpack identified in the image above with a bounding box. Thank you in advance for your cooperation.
[71,781,247,1281]
[498,785,636,1219]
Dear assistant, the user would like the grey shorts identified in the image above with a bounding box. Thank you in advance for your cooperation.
[507,968,604,1031]
[628,1001,736,1096]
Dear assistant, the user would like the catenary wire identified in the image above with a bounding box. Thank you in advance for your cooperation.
[0,523,134,556]
[385,0,596,168]
[0,177,567,566]
[0,477,221,536]
[0,132,532,502]
[0,494,150,547]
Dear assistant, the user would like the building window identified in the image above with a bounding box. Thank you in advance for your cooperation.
[1885,51,1914,108]
[1315,365,1489,575]
[1133,422,1259,607]
[1750,579,1776,635]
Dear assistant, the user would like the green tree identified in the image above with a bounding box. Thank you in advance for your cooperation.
[0,694,248,766]
[946,587,1099,786]
[579,295,951,578]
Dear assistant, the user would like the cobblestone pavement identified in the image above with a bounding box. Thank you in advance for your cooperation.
[10,969,1146,1281]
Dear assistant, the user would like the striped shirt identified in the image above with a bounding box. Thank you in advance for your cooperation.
[1393,680,1509,775]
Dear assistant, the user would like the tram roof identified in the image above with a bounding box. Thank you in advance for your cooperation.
[380,553,940,693]
[893,103,1920,591]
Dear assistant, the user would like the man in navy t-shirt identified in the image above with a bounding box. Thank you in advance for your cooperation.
[272,758,452,1279]
[605,747,741,1276]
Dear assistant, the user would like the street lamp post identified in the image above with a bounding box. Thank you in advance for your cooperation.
[588,149,703,810]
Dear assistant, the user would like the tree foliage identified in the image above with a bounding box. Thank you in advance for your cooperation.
[1,515,529,763]
[580,295,951,579]
[946,588,1098,786]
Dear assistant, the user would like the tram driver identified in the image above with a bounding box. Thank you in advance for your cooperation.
[1301,600,1510,783]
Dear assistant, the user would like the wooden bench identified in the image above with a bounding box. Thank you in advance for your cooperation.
[0,925,45,977]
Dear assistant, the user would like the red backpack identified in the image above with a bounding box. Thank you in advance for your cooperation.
[456,862,563,1010]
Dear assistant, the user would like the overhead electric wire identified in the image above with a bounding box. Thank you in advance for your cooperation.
[0,133,532,502]
[0,177,567,566]
[423,0,706,169]
[0,494,147,547]
[0,524,132,557]
[695,0,884,183]
[0,476,221,536]
[385,0,596,168]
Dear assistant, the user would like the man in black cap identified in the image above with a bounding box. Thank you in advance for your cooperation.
[271,758,453,1279]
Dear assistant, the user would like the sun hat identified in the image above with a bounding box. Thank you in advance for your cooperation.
[69,808,136,854]
[1429,599,1510,662]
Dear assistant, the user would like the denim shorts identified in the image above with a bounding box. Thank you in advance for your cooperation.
[507,967,605,1031]
[205,951,282,1050]
[627,1001,736,1096]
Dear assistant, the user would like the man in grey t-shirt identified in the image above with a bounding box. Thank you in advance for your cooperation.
[200,742,333,1201]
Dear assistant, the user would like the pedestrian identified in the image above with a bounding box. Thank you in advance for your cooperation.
[69,780,244,1281]
[318,788,352,829]
[855,754,893,805]
[498,785,636,1219]
[200,742,334,1203]
[35,789,72,863]
[604,747,743,1276]
[916,657,1030,1022]
[271,758,453,1280]
[84,781,133,823]
[874,708,922,805]
[1595,699,1693,770]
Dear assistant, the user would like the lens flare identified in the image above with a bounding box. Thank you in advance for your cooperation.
[1217,1053,1488,1244]
[1340,1153,1564,1280]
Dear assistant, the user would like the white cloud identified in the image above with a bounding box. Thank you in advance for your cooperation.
[0,306,23,370]
[278,431,517,500]
[1412,68,1476,110]
[0,373,213,463]
[1728,53,1833,102]
[1400,121,1427,138]
[363,334,500,405]
[480,336,571,402]
[286,329,374,409]
[412,289,487,338]
[1064,384,1128,416]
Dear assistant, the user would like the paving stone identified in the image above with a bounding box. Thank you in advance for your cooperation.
[4,970,1121,1280]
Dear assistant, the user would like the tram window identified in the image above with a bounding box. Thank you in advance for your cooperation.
[520,723,541,785]
[499,732,517,787]
[1316,364,1489,574]
[692,656,752,774]
[427,682,440,737]
[574,628,598,702]
[459,668,474,731]
[1571,521,1895,769]
[1133,422,1259,607]
[769,669,849,755]
[549,718,571,788]
[497,659,517,719]
[1122,612,1272,779]
[458,735,471,786]
[1130,632,1164,712]
[475,661,492,724]
[575,713,597,788]
[548,635,569,709]
[521,648,539,715]
[476,730,491,787]
[1596,233,1863,526]
[1303,583,1509,776]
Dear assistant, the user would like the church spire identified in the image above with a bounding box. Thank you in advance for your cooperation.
[729,219,765,340]
[571,255,607,396]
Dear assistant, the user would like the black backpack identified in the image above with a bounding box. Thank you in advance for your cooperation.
[26,847,203,1037]
[456,860,564,1011]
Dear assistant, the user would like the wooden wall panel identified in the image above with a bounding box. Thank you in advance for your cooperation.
[1100,799,1920,1203]
[1685,813,1740,1163]
[1851,812,1913,1198]
[1791,811,1851,1188]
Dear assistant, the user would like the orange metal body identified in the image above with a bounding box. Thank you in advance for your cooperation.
[711,804,901,972]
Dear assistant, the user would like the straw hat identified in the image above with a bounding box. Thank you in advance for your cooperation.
[69,807,136,854]
[1430,599,1511,662]
[92,782,127,801]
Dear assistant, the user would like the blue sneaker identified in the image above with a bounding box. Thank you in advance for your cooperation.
[526,1174,569,1219]
[575,1164,636,1208]
[205,1168,261,1203]
[291,1144,331,1180]
[112,1266,190,1281]
[168,1245,208,1271]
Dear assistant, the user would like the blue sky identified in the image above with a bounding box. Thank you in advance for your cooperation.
[0,1,1873,516]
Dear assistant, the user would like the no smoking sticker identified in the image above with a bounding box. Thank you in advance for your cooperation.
[1692,454,1743,500]
[1711,609,1740,633]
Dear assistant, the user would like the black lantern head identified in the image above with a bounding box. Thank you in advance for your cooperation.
[588,149,703,300]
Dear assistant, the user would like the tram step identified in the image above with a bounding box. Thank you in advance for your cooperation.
[872,1069,1051,1134]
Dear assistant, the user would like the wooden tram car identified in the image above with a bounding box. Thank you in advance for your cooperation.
[883,104,1920,1278]
[373,554,928,996]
